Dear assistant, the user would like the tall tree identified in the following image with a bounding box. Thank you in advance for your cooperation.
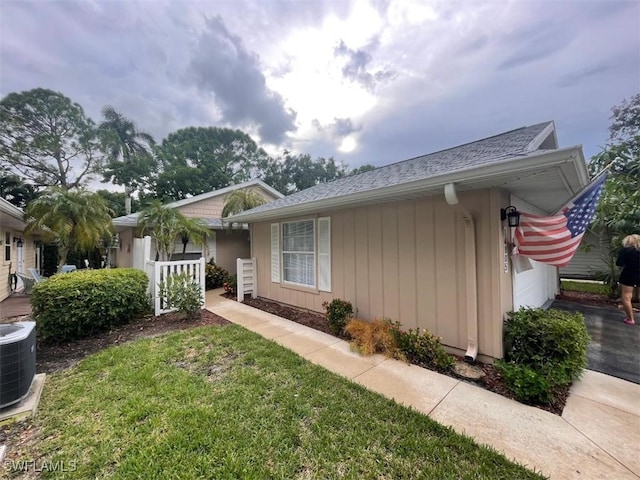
[588,93,639,295]
[99,106,156,214]
[351,164,376,175]
[590,93,640,237]
[0,168,37,208]
[0,88,102,189]
[261,151,349,195]
[25,188,113,270]
[94,189,136,218]
[152,127,271,201]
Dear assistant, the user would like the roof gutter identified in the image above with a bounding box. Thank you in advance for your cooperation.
[0,197,26,220]
[229,146,587,223]
[444,183,478,362]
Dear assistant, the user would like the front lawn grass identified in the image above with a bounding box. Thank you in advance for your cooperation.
[24,326,543,479]
[561,279,609,295]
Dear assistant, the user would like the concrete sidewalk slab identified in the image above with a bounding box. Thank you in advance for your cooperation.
[429,380,634,480]
[563,394,640,475]
[0,373,46,426]
[250,318,307,340]
[305,340,387,379]
[566,370,640,416]
[354,359,458,414]
[272,326,341,356]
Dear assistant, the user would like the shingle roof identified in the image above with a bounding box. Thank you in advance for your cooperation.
[229,122,554,219]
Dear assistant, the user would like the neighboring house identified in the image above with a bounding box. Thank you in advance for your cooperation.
[0,197,40,302]
[227,121,590,362]
[559,230,611,279]
[111,180,283,276]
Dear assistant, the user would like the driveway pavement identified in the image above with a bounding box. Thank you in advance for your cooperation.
[551,300,639,385]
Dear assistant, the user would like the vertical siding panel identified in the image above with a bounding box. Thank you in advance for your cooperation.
[415,198,436,331]
[382,204,399,321]
[367,207,384,319]
[454,210,467,348]
[342,209,357,306]
[434,199,459,345]
[331,212,345,300]
[398,201,417,329]
[354,207,369,319]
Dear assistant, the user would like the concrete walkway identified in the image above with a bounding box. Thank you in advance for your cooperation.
[206,291,640,480]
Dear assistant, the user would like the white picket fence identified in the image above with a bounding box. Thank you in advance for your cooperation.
[133,235,207,315]
[237,258,257,302]
[147,258,206,316]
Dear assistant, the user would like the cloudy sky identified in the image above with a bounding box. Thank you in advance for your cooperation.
[1,0,638,171]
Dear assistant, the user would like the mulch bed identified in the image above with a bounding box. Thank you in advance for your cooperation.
[242,296,569,415]
[35,310,230,374]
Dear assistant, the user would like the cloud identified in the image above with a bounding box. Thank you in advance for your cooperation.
[334,39,396,91]
[313,117,362,137]
[498,23,575,70]
[189,16,297,144]
[555,64,614,88]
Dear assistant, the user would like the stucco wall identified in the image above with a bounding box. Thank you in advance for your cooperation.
[216,230,250,275]
[251,189,511,359]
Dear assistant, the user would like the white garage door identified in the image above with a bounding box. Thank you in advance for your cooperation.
[511,195,558,310]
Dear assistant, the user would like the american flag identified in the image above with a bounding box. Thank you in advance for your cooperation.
[514,173,607,267]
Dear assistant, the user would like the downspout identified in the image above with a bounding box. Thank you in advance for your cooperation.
[444,183,479,362]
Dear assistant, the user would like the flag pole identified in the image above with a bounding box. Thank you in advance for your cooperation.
[551,168,609,215]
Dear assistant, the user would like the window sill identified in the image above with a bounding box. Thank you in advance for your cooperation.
[281,281,319,295]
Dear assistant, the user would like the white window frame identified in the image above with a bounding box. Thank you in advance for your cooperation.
[281,219,316,288]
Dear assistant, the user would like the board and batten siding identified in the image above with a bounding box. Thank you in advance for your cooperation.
[559,231,610,279]
[251,189,511,359]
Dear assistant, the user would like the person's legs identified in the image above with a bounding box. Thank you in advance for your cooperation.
[620,284,635,324]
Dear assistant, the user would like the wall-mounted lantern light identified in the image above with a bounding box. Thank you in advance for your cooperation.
[13,237,24,247]
[500,206,521,228]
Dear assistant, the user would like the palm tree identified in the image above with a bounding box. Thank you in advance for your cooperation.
[25,188,114,271]
[177,216,210,260]
[138,201,208,261]
[99,106,155,214]
[221,189,266,229]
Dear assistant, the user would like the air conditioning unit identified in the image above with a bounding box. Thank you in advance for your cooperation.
[0,321,36,409]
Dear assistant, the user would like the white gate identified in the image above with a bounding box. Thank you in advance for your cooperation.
[236,257,257,302]
[147,257,206,316]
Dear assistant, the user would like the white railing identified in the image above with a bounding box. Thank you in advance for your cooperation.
[237,257,257,302]
[147,257,206,316]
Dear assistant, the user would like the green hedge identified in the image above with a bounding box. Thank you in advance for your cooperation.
[497,307,590,405]
[32,269,150,342]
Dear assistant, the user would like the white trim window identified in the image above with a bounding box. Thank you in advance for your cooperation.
[282,219,315,287]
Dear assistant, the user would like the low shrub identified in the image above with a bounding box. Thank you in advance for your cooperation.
[387,321,455,372]
[322,299,354,336]
[161,272,204,321]
[205,260,229,290]
[223,275,237,296]
[496,307,589,405]
[32,269,150,342]
[345,318,395,355]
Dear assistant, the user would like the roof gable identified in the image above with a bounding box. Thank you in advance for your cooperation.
[112,179,283,227]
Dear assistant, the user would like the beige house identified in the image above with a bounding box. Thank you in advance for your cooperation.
[0,198,40,302]
[228,122,590,362]
[111,180,283,275]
